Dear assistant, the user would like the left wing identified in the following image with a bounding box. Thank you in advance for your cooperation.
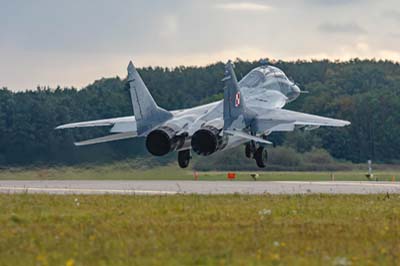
[55,116,137,133]
[254,109,350,133]
[56,116,138,146]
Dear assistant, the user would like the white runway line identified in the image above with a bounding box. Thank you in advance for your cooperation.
[274,181,400,187]
[0,186,177,195]
[0,181,400,195]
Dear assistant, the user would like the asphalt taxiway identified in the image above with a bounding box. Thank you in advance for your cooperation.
[0,180,399,195]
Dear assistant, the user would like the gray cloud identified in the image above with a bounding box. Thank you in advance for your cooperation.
[305,0,366,6]
[318,22,366,34]
[382,10,400,22]
[215,2,272,12]
[0,0,399,90]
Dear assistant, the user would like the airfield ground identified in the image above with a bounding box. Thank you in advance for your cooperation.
[1,165,400,265]
[0,194,399,266]
[0,164,399,181]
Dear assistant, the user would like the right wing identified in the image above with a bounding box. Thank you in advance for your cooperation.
[255,109,350,133]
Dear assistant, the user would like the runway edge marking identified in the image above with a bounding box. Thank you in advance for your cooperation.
[0,186,178,195]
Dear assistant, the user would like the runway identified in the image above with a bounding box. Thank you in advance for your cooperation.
[0,180,400,195]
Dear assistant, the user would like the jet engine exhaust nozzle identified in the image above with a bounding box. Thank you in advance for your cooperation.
[146,126,185,156]
[191,126,227,156]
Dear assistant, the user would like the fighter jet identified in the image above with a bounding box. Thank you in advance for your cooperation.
[56,60,350,168]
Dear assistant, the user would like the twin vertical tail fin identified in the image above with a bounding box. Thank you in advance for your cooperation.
[223,60,248,130]
[222,61,271,144]
[127,61,172,135]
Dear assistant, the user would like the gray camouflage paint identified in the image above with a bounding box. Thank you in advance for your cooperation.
[56,60,350,150]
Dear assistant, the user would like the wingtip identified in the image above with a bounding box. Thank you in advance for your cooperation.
[338,120,351,127]
[55,123,74,130]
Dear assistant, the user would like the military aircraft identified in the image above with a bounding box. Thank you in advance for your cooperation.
[56,60,350,168]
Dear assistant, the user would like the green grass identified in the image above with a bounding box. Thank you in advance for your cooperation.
[0,163,399,181]
[0,194,399,265]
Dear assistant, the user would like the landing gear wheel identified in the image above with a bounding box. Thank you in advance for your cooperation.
[245,141,256,159]
[245,144,252,159]
[254,147,268,168]
[178,150,191,168]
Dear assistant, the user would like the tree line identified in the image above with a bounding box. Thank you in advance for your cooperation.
[0,58,399,167]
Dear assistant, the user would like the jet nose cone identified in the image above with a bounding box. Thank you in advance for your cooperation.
[288,84,301,101]
[292,84,301,94]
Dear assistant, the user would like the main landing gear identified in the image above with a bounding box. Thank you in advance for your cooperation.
[254,147,268,168]
[245,142,268,168]
[178,150,191,168]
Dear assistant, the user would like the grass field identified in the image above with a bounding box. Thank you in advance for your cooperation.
[0,194,399,266]
[0,163,399,181]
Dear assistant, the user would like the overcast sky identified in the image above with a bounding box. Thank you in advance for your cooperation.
[1,0,400,90]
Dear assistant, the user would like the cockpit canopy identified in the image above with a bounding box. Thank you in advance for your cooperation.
[239,65,300,102]
[239,66,288,88]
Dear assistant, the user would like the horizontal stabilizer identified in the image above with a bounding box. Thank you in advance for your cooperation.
[224,130,272,145]
[74,131,138,146]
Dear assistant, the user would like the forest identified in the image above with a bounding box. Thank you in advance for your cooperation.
[0,58,399,167]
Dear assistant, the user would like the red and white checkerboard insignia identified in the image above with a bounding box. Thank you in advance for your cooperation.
[234,92,241,107]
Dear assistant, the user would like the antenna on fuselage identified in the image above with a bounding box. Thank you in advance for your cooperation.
[259,59,269,67]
